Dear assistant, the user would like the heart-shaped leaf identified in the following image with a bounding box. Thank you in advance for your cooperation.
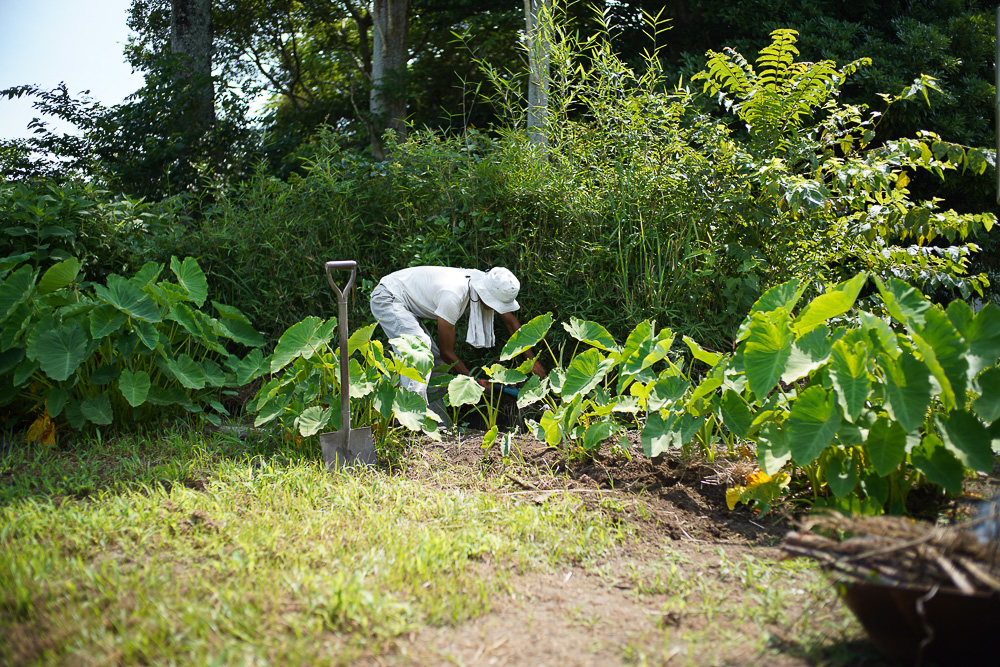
[119,369,151,407]
[170,256,208,306]
[501,312,553,360]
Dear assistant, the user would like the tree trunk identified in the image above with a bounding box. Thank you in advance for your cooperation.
[524,0,551,146]
[171,0,215,131]
[370,0,410,159]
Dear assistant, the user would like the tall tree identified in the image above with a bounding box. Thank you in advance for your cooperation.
[170,0,215,131]
[524,0,552,145]
[369,0,410,158]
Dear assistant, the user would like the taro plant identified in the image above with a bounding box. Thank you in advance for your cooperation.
[477,312,688,460]
[245,320,443,445]
[657,272,1000,515]
[0,253,263,439]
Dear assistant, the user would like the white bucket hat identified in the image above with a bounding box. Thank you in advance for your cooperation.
[471,267,520,314]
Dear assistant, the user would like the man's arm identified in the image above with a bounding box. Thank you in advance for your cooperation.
[437,317,489,388]
[498,312,546,377]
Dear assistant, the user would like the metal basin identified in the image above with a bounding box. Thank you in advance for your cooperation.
[839,578,1000,665]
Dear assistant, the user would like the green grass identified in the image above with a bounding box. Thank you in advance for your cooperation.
[0,430,627,665]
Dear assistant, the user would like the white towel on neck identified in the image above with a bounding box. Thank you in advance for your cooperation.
[466,285,495,348]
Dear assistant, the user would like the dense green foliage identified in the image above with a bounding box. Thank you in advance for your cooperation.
[0,253,262,436]
[1,7,998,516]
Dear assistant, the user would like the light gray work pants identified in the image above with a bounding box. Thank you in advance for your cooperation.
[369,284,450,423]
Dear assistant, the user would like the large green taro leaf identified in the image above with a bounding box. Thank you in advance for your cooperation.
[213,301,265,347]
[501,312,553,361]
[829,339,871,422]
[743,309,794,399]
[0,265,35,323]
[28,323,89,382]
[168,354,207,390]
[80,394,113,425]
[936,410,993,472]
[562,349,617,401]
[95,275,161,323]
[270,316,337,373]
[781,325,833,384]
[865,417,906,476]
[974,367,1000,422]
[563,317,620,353]
[878,351,932,433]
[947,301,1000,380]
[787,386,842,466]
[735,278,805,343]
[90,304,128,339]
[720,389,753,439]
[911,433,964,495]
[874,275,931,328]
[37,258,80,295]
[118,369,151,407]
[170,256,209,306]
[792,273,867,336]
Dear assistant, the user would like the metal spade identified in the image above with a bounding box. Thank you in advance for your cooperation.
[320,260,376,470]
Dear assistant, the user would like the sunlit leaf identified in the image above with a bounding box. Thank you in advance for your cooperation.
[563,349,616,400]
[447,375,484,407]
[392,386,428,431]
[683,335,722,367]
[873,275,930,328]
[743,309,793,398]
[500,312,553,360]
[583,420,615,451]
[830,339,871,422]
[781,325,833,383]
[564,317,620,353]
[757,422,791,475]
[270,316,337,373]
[297,406,332,437]
[974,367,1000,422]
[792,273,866,336]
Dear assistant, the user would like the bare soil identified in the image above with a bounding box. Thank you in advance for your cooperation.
[380,428,890,667]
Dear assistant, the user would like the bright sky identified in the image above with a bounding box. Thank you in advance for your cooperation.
[0,0,144,141]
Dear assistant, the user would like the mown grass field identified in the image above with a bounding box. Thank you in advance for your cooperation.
[0,429,875,666]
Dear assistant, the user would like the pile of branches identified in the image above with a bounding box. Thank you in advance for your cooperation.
[782,509,1000,595]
